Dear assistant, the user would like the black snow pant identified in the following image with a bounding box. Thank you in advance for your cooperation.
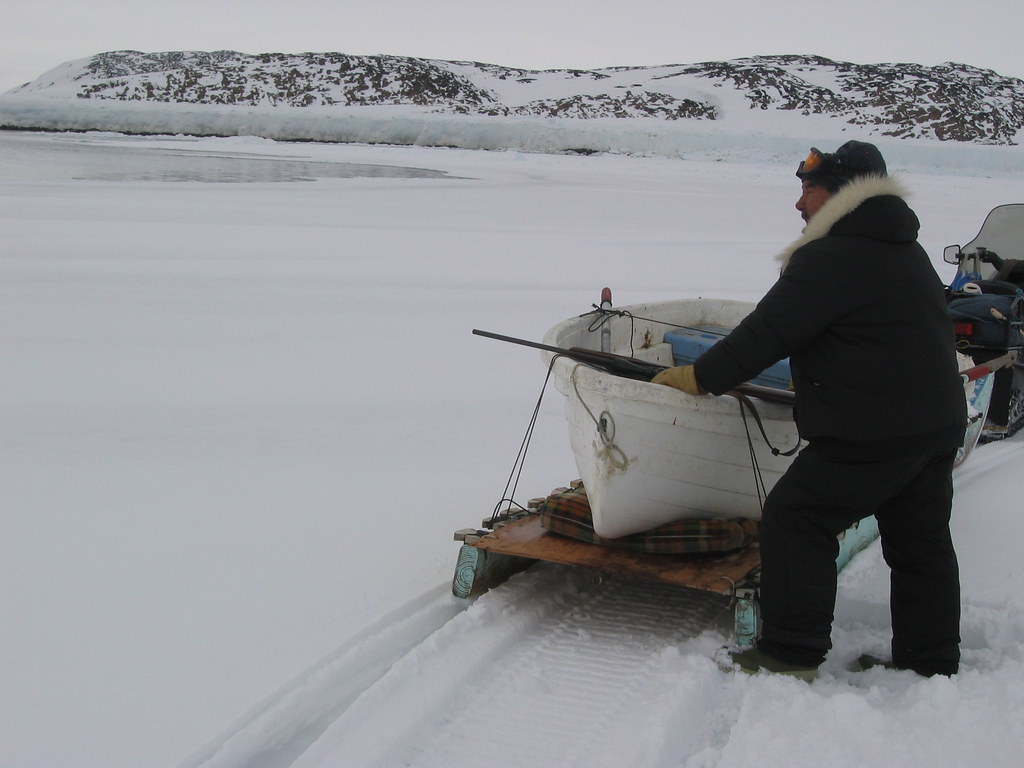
[756,429,962,676]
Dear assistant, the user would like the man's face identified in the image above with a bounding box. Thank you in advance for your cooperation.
[795,180,832,223]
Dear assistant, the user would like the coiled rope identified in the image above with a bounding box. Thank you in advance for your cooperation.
[570,362,629,469]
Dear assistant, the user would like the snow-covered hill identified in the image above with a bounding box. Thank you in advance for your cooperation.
[2,51,1023,150]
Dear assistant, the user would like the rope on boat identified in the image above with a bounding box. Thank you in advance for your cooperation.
[488,350,629,525]
[583,307,639,356]
[729,391,801,458]
[731,391,802,512]
[571,362,629,470]
[581,306,730,358]
[489,356,559,525]
[737,399,770,512]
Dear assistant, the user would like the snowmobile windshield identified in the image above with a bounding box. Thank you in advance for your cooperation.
[961,204,1024,262]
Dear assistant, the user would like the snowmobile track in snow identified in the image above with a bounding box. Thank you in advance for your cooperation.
[184,564,732,768]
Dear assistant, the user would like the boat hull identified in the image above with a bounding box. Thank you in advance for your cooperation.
[543,298,798,538]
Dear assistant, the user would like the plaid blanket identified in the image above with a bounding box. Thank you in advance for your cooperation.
[537,485,758,554]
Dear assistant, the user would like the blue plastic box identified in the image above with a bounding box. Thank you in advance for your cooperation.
[664,326,792,390]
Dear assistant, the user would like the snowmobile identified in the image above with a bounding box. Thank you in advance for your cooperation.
[944,203,1024,440]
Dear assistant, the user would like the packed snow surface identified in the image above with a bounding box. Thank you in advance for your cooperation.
[1,127,1022,768]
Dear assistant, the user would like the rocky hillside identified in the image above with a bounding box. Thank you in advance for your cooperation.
[8,50,1024,145]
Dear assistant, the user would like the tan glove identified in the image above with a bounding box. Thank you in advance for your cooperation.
[650,365,705,395]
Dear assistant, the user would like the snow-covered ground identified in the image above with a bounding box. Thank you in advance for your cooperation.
[1,128,1022,768]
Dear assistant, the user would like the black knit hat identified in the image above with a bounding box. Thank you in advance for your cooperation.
[796,140,887,192]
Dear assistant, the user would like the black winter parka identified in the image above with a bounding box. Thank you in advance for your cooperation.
[694,175,966,443]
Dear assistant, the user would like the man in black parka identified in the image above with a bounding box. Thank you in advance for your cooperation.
[653,141,965,679]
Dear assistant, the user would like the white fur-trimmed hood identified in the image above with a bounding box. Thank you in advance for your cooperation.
[777,174,910,271]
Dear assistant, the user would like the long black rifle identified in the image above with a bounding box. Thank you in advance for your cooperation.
[472,328,796,407]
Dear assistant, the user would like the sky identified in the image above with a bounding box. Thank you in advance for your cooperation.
[2,0,1023,94]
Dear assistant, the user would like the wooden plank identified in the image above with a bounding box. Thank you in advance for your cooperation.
[470,515,760,595]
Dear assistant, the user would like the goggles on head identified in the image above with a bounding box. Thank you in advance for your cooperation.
[796,141,886,185]
[796,147,832,178]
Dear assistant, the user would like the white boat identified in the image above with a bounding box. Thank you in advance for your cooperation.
[541,297,993,539]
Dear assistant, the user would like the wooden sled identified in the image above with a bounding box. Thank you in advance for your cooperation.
[451,483,880,648]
